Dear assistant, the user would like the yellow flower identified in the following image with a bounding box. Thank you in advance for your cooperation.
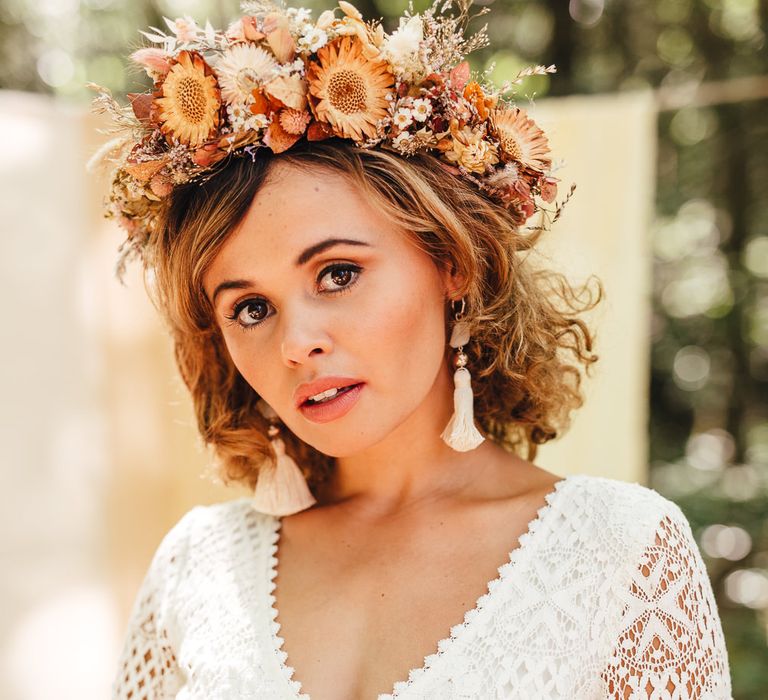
[306,36,394,142]
[442,121,499,174]
[156,50,221,147]
[489,107,551,172]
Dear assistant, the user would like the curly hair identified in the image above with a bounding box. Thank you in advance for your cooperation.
[143,139,600,492]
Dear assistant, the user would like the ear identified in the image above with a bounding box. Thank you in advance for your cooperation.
[439,259,466,302]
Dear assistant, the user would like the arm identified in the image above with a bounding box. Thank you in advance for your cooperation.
[112,509,198,699]
[600,506,733,699]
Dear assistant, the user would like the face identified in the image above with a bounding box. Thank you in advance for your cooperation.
[202,162,458,457]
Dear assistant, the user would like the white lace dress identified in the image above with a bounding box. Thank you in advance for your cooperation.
[112,474,733,699]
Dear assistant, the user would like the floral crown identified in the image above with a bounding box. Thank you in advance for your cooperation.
[88,0,573,272]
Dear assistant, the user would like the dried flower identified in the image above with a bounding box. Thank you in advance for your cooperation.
[90,0,568,251]
[213,44,280,105]
[442,120,499,173]
[489,107,551,172]
[307,36,394,142]
[166,16,200,43]
[279,107,311,135]
[393,108,414,129]
[381,14,425,81]
[156,51,221,147]
[412,97,432,122]
[131,48,171,81]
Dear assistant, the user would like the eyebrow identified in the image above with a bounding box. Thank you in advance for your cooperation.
[209,237,372,307]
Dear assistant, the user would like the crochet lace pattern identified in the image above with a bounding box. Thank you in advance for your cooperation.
[112,474,732,699]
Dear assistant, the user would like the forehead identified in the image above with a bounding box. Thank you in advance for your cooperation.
[248,161,367,225]
[205,162,396,279]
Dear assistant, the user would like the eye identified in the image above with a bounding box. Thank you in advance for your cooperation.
[318,263,362,292]
[226,298,271,329]
[222,263,362,332]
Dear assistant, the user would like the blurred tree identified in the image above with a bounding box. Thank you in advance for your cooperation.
[1,0,765,696]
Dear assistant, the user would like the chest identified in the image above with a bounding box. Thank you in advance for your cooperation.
[270,501,548,700]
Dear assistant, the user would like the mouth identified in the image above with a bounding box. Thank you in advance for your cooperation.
[302,383,363,406]
[298,382,366,424]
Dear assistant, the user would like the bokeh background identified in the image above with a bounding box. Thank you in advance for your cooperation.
[1,0,766,698]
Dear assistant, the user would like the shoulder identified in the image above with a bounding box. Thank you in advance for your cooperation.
[555,473,691,557]
[151,498,276,569]
[563,473,685,522]
[168,496,275,541]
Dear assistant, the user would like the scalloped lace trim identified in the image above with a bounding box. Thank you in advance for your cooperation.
[266,476,572,700]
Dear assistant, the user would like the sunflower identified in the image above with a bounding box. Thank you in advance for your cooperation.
[213,43,279,105]
[489,107,551,172]
[306,36,394,142]
[156,50,221,148]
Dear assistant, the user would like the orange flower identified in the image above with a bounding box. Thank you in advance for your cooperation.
[441,119,499,173]
[489,107,551,172]
[264,118,303,154]
[306,36,394,142]
[463,81,498,121]
[156,51,221,147]
[278,108,311,135]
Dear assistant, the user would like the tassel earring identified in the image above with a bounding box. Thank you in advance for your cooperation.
[440,298,485,452]
[252,399,317,516]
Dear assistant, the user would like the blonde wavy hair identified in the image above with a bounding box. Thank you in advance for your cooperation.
[144,139,600,491]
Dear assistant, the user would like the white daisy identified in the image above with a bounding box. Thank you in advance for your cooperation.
[393,108,414,129]
[412,98,432,122]
[227,103,250,122]
[287,7,312,23]
[246,113,270,130]
[213,44,280,105]
[287,11,313,37]
[298,26,329,53]
[226,103,251,132]
[392,131,414,149]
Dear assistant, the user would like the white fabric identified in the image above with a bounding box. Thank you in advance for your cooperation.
[112,474,733,699]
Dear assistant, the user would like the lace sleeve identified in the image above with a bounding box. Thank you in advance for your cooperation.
[111,508,198,699]
[600,506,733,699]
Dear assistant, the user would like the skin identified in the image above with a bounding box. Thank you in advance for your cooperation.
[203,162,563,699]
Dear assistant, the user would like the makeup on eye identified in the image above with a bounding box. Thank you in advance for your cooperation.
[208,238,374,310]
[222,261,364,330]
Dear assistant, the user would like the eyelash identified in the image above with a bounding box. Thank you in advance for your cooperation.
[223,262,363,331]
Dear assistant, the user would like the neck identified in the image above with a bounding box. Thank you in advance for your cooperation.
[312,361,500,519]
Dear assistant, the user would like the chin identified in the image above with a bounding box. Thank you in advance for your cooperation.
[292,411,395,458]
[299,429,381,459]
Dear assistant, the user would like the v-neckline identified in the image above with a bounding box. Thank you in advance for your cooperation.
[265,475,573,700]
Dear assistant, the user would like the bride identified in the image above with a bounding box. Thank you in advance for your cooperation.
[94,1,732,698]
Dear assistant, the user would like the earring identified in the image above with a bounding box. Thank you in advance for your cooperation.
[440,298,485,452]
[252,399,317,516]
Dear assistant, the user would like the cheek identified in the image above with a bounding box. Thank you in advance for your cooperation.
[220,331,270,393]
[356,259,448,386]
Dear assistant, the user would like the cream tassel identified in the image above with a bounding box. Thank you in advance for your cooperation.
[440,318,485,452]
[441,367,485,451]
[253,401,317,516]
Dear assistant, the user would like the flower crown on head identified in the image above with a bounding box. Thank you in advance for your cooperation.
[88,0,574,274]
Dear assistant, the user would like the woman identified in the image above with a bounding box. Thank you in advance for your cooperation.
[94,1,732,698]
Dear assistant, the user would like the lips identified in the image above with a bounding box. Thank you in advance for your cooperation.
[294,376,364,408]
[298,382,365,424]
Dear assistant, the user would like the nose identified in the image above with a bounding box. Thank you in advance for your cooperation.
[280,310,333,367]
